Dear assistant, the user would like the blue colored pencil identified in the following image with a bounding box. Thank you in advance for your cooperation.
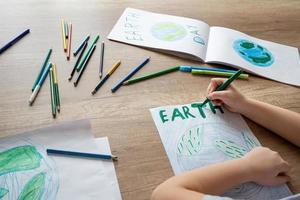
[32,49,52,91]
[0,29,30,54]
[46,149,118,161]
[29,63,52,105]
[73,34,90,56]
[180,66,237,73]
[111,57,150,93]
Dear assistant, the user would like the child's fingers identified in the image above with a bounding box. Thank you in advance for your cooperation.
[208,91,230,101]
[207,78,226,94]
[273,175,291,185]
[279,161,291,173]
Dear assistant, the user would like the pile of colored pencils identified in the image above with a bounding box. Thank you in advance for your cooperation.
[29,49,60,118]
[61,19,72,60]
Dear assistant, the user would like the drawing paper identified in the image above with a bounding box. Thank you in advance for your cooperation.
[108,8,300,86]
[150,103,292,200]
[0,120,122,200]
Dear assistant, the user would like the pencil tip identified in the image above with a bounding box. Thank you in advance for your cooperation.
[91,91,95,95]
[73,82,77,87]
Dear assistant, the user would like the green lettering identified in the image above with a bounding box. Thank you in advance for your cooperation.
[191,103,206,118]
[182,106,196,119]
[159,110,169,123]
[172,108,185,121]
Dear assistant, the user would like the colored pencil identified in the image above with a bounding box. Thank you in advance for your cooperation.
[201,69,243,106]
[0,29,30,54]
[61,20,67,52]
[65,21,69,38]
[69,41,88,81]
[31,49,52,91]
[52,63,61,112]
[46,149,118,161]
[73,34,90,56]
[111,57,150,93]
[180,66,238,73]
[123,65,179,85]
[49,67,56,118]
[76,35,99,72]
[74,44,97,87]
[67,23,72,60]
[92,60,121,95]
[29,63,52,105]
[191,69,249,80]
[99,41,105,78]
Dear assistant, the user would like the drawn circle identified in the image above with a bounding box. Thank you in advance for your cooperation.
[233,39,274,67]
[151,22,187,41]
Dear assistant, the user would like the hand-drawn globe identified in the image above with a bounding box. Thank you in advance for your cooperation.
[233,39,274,67]
[151,22,187,41]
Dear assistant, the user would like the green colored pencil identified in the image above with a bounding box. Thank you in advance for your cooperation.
[49,66,56,118]
[192,69,248,80]
[123,66,180,85]
[201,69,243,106]
[76,35,99,72]
[52,63,60,112]
[32,49,52,91]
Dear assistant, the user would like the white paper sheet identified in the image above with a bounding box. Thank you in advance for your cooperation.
[150,103,292,200]
[108,8,210,61]
[0,120,122,200]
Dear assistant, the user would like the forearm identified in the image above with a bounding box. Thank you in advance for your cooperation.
[152,159,250,200]
[239,98,300,147]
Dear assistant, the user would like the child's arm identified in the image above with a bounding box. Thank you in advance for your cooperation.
[207,78,300,147]
[151,147,290,200]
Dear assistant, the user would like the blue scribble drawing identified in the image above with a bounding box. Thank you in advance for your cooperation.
[0,138,59,200]
[233,39,274,67]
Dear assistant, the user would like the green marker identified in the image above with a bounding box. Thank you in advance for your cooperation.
[192,69,248,80]
[123,66,179,85]
[76,35,99,71]
[201,69,243,106]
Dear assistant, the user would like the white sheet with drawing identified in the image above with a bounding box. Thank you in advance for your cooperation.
[150,103,292,200]
[0,120,122,200]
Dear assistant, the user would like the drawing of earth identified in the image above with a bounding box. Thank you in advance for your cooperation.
[0,140,59,200]
[151,22,187,41]
[233,39,274,67]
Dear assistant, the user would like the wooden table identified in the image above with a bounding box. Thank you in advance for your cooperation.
[0,0,299,199]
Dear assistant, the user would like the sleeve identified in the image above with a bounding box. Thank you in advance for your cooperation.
[202,195,234,200]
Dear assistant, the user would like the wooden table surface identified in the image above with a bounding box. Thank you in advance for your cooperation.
[0,0,300,199]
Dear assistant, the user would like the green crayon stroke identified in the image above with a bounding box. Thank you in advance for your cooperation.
[177,126,203,156]
[242,132,258,150]
[18,172,46,200]
[0,145,42,176]
[215,140,248,159]
[0,188,8,199]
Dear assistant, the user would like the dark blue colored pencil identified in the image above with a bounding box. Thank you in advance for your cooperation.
[0,29,30,54]
[73,44,97,87]
[99,41,105,78]
[111,57,150,93]
[73,34,90,56]
[69,41,88,81]
[46,149,118,161]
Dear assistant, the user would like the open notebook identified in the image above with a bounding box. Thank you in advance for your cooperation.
[150,103,292,200]
[108,8,300,86]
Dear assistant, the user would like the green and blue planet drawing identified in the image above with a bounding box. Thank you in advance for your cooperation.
[0,143,58,199]
[233,39,274,67]
[151,22,205,45]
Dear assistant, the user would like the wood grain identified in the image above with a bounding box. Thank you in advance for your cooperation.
[0,0,300,199]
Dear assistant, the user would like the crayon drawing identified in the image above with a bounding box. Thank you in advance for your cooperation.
[151,22,187,41]
[0,139,59,200]
[233,39,274,67]
[150,103,292,200]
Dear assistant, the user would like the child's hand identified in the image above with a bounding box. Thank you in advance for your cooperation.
[242,147,291,186]
[206,78,246,113]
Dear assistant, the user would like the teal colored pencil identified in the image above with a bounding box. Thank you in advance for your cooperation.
[49,67,56,118]
[123,66,180,85]
[76,35,99,72]
[32,49,52,91]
